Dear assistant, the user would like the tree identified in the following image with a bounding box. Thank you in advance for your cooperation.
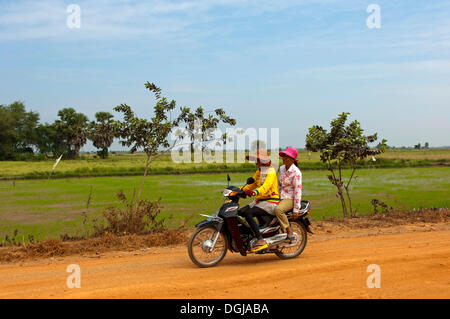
[54,108,89,159]
[114,81,236,208]
[177,106,236,162]
[414,143,421,149]
[306,112,387,217]
[424,142,429,149]
[0,105,16,160]
[88,112,116,159]
[35,122,66,158]
[113,82,180,207]
[0,101,39,160]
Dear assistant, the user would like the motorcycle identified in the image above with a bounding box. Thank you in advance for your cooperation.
[188,175,313,268]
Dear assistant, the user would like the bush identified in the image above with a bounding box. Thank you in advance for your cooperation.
[95,190,167,236]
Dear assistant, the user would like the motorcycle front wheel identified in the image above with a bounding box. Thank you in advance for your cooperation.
[188,226,228,268]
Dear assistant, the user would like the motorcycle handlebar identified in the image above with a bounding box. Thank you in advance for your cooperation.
[237,189,247,198]
[237,176,255,198]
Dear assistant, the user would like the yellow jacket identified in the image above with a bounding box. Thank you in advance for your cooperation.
[242,166,280,203]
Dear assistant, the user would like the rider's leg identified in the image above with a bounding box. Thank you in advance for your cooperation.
[241,206,269,249]
[238,205,250,217]
[257,214,272,226]
[274,199,294,238]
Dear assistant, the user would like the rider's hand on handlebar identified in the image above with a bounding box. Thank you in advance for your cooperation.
[245,190,256,197]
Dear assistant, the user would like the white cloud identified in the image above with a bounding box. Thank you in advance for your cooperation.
[0,0,337,41]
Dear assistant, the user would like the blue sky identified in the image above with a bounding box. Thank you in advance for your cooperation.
[1,0,449,150]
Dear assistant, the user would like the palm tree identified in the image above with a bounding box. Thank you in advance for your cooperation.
[89,112,115,158]
[55,108,89,159]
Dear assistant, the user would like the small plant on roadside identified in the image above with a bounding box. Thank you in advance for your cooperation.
[370,199,393,215]
[0,229,35,247]
[95,190,168,236]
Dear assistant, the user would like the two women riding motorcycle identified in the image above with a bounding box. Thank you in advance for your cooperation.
[240,147,303,252]
[187,147,311,267]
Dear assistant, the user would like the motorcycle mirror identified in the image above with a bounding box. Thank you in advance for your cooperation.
[227,174,231,186]
[246,177,255,185]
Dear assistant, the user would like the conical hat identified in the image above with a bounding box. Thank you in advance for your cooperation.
[246,148,271,164]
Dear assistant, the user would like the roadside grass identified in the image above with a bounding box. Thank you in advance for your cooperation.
[0,166,449,245]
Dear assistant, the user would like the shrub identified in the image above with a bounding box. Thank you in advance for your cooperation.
[95,190,167,236]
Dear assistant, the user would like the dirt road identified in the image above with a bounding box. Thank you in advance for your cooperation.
[1,224,449,299]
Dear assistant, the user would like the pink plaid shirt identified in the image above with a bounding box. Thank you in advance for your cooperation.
[278,164,302,213]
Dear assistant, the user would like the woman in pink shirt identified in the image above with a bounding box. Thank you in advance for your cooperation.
[274,147,302,241]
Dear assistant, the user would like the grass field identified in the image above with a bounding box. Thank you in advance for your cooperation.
[0,149,449,179]
[0,166,449,244]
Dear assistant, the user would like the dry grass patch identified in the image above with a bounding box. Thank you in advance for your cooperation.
[0,229,190,263]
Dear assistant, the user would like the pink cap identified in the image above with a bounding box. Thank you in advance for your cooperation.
[279,147,298,161]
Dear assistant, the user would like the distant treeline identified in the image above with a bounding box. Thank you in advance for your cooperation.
[0,101,116,160]
[0,101,445,161]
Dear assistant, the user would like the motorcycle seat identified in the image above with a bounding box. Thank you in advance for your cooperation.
[285,200,310,217]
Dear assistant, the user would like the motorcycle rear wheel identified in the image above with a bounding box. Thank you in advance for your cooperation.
[275,220,307,259]
[188,226,228,268]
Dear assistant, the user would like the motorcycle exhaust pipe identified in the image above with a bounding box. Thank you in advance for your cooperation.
[267,233,299,249]
[265,233,287,246]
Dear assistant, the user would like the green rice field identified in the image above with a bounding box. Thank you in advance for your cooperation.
[0,166,449,244]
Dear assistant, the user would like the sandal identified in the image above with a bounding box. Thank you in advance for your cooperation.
[251,241,268,252]
[285,234,296,243]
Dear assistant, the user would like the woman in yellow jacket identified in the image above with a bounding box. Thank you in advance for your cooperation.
[240,149,280,252]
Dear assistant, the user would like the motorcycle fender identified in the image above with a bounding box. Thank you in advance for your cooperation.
[299,217,314,234]
[195,219,223,231]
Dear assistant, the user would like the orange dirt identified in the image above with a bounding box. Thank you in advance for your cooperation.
[0,222,449,299]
